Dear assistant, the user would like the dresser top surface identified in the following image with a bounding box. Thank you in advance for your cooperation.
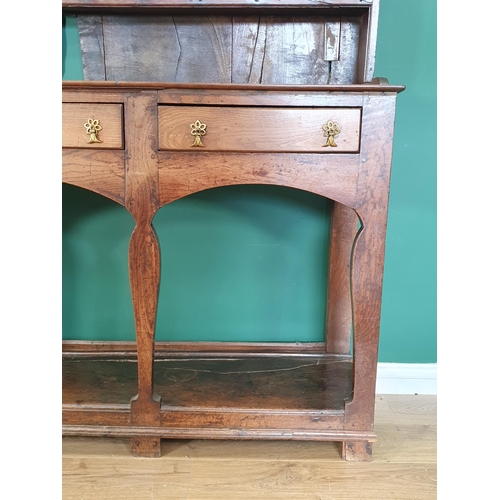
[62,80,405,93]
[63,0,376,9]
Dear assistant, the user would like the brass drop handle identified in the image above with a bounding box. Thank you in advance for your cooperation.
[190,120,207,147]
[322,120,340,147]
[84,118,103,144]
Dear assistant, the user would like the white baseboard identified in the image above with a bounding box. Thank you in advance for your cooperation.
[376,362,437,395]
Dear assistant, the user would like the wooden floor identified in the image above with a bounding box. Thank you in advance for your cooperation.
[62,394,436,499]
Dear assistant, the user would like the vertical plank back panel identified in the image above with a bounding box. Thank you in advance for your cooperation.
[169,15,233,83]
[259,16,329,84]
[330,17,361,84]
[102,16,181,82]
[77,11,373,84]
[78,15,106,79]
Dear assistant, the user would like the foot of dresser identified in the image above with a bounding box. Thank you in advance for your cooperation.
[341,441,373,462]
[131,436,162,457]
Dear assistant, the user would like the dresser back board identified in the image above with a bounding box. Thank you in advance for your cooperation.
[63,0,380,85]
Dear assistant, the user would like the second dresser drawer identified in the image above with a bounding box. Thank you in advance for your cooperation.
[158,106,361,153]
[63,103,124,149]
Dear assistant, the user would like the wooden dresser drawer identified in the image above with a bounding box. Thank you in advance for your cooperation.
[62,103,124,149]
[158,106,361,153]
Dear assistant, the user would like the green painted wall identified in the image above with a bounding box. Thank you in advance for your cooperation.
[62,0,436,362]
[375,1,437,362]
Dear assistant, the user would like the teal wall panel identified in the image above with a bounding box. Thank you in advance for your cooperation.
[62,15,83,80]
[62,0,437,362]
[375,0,437,362]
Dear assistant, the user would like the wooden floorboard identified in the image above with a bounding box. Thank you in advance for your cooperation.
[62,394,437,499]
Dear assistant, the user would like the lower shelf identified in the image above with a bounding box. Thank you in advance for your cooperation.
[62,353,373,441]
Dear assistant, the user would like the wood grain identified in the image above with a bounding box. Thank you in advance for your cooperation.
[123,92,160,379]
[62,72,403,460]
[123,92,162,441]
[64,0,376,8]
[62,149,125,205]
[62,395,436,461]
[62,103,123,149]
[257,15,331,85]
[63,424,376,442]
[62,355,352,411]
[62,354,356,436]
[77,14,106,80]
[75,8,378,84]
[357,1,379,83]
[184,461,436,500]
[62,340,326,356]
[157,88,367,107]
[62,80,405,94]
[331,16,362,84]
[325,201,358,354]
[63,455,191,499]
[158,151,359,207]
[344,93,398,431]
[158,106,361,152]
[62,395,436,500]
[63,459,436,500]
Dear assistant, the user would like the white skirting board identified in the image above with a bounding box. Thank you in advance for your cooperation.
[375,363,437,395]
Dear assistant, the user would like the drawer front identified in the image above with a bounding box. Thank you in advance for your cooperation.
[62,103,124,149]
[158,106,360,153]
